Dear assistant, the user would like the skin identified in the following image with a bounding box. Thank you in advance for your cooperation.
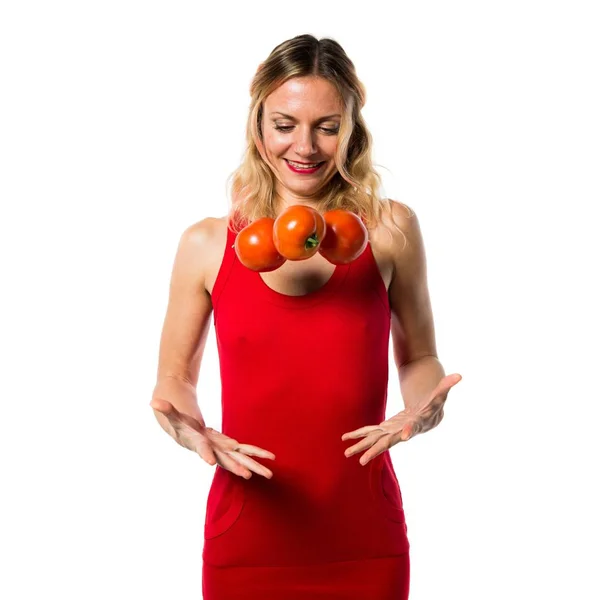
[150,75,462,478]
[259,76,342,209]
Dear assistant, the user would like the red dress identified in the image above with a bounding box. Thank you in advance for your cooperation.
[202,221,411,599]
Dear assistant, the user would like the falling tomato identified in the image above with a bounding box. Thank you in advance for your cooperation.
[318,210,368,265]
[273,205,326,261]
[234,217,287,272]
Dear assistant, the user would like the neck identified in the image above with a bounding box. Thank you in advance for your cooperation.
[274,191,323,216]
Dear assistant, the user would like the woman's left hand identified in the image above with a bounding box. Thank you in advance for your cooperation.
[341,373,462,466]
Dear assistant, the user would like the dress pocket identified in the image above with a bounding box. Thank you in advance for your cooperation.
[369,452,406,524]
[204,467,246,540]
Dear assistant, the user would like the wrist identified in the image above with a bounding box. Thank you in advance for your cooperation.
[398,355,444,413]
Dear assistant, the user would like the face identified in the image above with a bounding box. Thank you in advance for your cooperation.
[260,76,343,206]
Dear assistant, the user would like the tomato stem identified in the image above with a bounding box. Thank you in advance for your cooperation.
[305,235,319,249]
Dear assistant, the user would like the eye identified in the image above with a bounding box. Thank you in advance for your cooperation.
[274,125,339,135]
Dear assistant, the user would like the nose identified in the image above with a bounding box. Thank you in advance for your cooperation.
[293,126,318,158]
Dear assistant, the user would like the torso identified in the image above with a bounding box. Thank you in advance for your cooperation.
[203,215,396,298]
[202,206,411,569]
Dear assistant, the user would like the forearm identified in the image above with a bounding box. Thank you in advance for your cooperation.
[151,375,206,437]
[397,355,445,413]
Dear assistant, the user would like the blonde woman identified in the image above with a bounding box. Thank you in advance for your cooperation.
[151,33,462,600]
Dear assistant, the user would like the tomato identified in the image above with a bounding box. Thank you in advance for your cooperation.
[234,217,287,272]
[273,205,326,260]
[318,210,368,265]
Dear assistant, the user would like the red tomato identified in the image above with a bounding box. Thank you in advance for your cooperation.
[318,210,368,265]
[273,205,326,261]
[234,218,287,272]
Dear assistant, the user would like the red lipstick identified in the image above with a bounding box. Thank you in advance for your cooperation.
[284,159,324,175]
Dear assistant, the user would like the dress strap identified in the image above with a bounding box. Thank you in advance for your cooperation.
[210,222,237,310]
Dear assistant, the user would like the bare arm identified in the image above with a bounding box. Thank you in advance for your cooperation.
[149,218,277,476]
[342,201,460,458]
[151,218,219,437]
[387,201,446,412]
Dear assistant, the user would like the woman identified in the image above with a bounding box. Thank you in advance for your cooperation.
[150,34,461,600]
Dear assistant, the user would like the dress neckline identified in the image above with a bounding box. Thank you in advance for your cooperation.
[255,260,351,308]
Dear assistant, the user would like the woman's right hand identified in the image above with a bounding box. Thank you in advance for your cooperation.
[150,398,276,479]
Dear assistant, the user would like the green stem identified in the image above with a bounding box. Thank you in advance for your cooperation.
[305,235,319,249]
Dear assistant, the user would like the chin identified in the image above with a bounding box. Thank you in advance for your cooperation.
[287,177,325,188]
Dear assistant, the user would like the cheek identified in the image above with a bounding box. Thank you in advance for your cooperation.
[264,132,288,157]
[323,137,339,155]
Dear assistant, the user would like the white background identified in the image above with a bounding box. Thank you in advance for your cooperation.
[1,1,599,598]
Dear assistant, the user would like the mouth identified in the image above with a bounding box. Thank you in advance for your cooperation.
[284,159,325,174]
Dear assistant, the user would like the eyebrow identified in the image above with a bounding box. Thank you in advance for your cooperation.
[269,111,341,121]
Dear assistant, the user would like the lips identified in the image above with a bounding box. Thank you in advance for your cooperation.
[284,159,325,174]
[283,158,325,175]
[285,159,324,167]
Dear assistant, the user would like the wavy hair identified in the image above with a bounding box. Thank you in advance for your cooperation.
[226,34,407,236]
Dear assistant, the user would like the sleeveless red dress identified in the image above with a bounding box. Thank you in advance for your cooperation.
[202,221,411,599]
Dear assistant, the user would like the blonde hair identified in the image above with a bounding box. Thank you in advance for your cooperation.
[226,34,405,236]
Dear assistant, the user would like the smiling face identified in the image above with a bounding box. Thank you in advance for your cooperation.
[260,76,344,209]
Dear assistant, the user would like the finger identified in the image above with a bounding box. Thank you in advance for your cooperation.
[344,430,388,458]
[229,451,274,479]
[437,373,462,395]
[233,444,276,461]
[150,398,172,413]
[202,432,275,475]
[359,436,391,465]
[193,436,217,466]
[427,375,457,401]
[214,449,253,479]
[204,432,271,459]
[341,426,384,441]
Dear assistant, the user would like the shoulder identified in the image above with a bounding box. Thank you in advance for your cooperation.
[370,199,422,270]
[181,215,228,246]
[177,216,230,294]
